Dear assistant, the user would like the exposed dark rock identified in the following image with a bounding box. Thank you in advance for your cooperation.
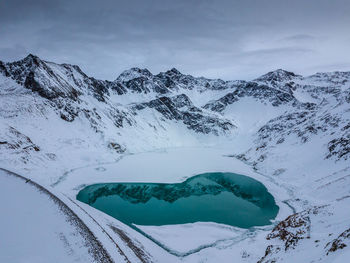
[204,82,298,112]
[0,127,41,155]
[327,134,350,160]
[133,94,235,135]
[0,60,10,77]
[116,68,169,94]
[266,210,311,251]
[254,69,301,89]
[258,206,326,263]
[326,228,350,255]
[108,142,126,153]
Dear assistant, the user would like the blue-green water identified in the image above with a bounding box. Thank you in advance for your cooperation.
[77,172,279,228]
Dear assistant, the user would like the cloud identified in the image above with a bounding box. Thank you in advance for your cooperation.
[280,34,318,42]
[0,45,28,62]
[0,0,350,80]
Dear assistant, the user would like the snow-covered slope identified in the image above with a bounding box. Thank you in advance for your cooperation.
[1,55,350,262]
[0,169,112,263]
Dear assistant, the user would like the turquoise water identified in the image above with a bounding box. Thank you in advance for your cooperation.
[77,172,279,228]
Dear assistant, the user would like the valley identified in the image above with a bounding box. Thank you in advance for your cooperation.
[1,55,350,262]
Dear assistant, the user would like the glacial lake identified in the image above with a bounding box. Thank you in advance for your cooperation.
[77,172,279,228]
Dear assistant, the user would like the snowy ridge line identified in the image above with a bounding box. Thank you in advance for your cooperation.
[64,194,132,263]
[0,168,114,263]
[107,224,154,263]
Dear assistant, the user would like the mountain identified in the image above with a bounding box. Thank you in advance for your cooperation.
[0,55,236,156]
[1,55,350,262]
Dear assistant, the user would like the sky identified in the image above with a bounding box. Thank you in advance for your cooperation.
[1,0,350,81]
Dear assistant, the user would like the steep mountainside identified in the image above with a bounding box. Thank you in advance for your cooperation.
[0,55,236,160]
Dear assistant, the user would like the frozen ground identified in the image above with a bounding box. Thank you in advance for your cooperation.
[49,147,294,261]
[0,169,111,263]
[0,146,296,263]
[33,145,349,263]
[1,56,350,262]
[2,144,350,262]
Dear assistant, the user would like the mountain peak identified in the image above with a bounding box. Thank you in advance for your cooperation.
[23,53,41,62]
[165,68,182,76]
[25,53,38,59]
[116,67,153,82]
[255,69,299,83]
[19,54,44,68]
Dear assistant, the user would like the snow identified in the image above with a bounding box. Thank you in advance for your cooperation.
[116,68,152,82]
[0,169,97,263]
[47,147,293,261]
[176,88,233,107]
[136,222,250,254]
[332,249,350,263]
[292,88,320,103]
[223,97,288,134]
[1,55,350,262]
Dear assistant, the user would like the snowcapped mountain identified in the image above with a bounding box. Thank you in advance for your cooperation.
[0,54,236,159]
[1,55,350,262]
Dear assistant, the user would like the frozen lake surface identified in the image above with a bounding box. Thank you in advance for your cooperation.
[77,172,279,228]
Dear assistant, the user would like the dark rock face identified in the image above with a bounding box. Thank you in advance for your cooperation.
[155,68,233,91]
[134,96,183,120]
[266,210,311,250]
[258,206,325,263]
[116,67,170,94]
[119,76,169,94]
[327,134,350,160]
[107,142,126,153]
[204,92,238,112]
[0,127,41,163]
[3,55,84,100]
[258,110,317,141]
[204,82,298,112]
[326,228,350,255]
[0,61,10,77]
[254,69,300,88]
[89,78,110,102]
[115,67,232,95]
[133,94,235,134]
[308,71,350,88]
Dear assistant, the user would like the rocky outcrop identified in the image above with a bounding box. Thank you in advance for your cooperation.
[204,81,299,112]
[133,94,235,134]
[0,126,41,164]
[254,69,301,89]
[327,124,350,160]
[258,206,324,263]
[326,228,350,255]
[266,209,312,250]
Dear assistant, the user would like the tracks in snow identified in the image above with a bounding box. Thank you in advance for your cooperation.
[0,168,115,263]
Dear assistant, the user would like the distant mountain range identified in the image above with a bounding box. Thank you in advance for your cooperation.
[1,54,349,160]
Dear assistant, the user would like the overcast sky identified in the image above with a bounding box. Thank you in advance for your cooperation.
[1,0,350,80]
